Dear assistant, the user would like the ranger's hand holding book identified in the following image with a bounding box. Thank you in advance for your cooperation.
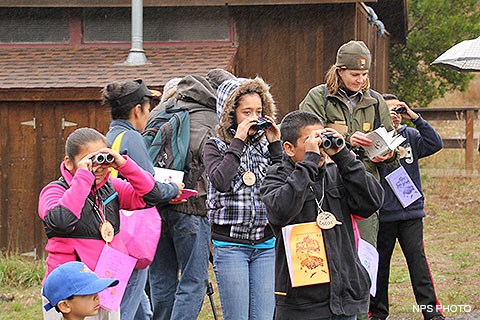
[361,126,406,160]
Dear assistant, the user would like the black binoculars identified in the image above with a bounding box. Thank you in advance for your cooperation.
[392,106,407,114]
[252,117,273,130]
[321,132,343,149]
[91,153,114,165]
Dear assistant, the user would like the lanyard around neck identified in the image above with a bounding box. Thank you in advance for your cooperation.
[88,191,106,223]
[309,179,326,213]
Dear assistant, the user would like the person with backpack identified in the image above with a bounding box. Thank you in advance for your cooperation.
[146,71,234,320]
[204,76,282,320]
[299,40,397,249]
[102,79,183,320]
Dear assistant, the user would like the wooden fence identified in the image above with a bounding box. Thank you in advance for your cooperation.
[412,107,479,171]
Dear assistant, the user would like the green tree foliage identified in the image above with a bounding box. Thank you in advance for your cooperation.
[389,0,480,107]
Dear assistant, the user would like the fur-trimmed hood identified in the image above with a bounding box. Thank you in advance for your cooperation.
[215,77,276,143]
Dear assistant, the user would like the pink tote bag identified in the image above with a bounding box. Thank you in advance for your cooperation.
[119,207,161,269]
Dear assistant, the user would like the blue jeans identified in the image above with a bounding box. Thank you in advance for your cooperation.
[120,268,152,320]
[213,245,275,320]
[149,209,210,320]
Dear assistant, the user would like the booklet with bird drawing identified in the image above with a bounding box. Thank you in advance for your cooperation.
[384,165,422,208]
[282,222,330,287]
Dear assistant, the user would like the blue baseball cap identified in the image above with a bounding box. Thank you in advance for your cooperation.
[42,261,119,311]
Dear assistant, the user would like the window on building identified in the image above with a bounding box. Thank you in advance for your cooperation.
[83,8,130,42]
[0,8,69,43]
[83,7,230,43]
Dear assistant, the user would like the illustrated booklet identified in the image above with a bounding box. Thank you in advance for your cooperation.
[384,165,422,208]
[282,222,330,287]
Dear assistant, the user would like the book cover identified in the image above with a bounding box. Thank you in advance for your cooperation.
[363,126,406,160]
[282,222,330,287]
[384,166,422,208]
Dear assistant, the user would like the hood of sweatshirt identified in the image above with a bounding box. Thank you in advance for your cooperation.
[215,77,276,143]
[176,74,217,112]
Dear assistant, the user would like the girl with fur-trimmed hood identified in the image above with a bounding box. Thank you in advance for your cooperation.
[203,77,282,320]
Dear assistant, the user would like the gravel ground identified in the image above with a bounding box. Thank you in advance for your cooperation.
[448,310,480,319]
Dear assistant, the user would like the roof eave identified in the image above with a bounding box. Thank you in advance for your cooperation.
[0,0,369,7]
[370,0,408,45]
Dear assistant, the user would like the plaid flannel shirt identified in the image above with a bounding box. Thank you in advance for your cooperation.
[207,136,272,242]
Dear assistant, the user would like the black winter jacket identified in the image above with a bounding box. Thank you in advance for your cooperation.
[260,148,384,318]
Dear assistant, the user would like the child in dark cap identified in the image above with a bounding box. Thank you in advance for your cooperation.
[43,261,119,320]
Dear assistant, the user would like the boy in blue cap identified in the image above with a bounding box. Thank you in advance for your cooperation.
[43,261,119,320]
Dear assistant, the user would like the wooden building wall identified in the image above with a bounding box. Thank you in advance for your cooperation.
[0,93,110,256]
[0,3,392,256]
[232,3,390,121]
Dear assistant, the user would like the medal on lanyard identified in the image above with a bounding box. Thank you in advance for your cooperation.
[316,211,342,230]
[398,146,407,158]
[242,171,256,186]
[242,146,256,187]
[99,221,114,243]
[89,192,114,244]
[310,185,342,230]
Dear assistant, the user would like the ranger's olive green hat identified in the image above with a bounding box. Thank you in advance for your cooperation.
[335,40,371,70]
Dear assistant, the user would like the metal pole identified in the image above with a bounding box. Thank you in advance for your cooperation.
[124,0,149,65]
[206,282,219,320]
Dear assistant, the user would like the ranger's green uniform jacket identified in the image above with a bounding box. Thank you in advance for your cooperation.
[300,84,397,180]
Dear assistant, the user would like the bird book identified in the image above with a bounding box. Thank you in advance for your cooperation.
[384,165,422,208]
[282,222,330,287]
[363,126,406,160]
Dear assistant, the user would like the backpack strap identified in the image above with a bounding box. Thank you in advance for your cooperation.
[368,89,381,129]
[109,131,127,178]
[323,84,329,107]
[166,98,189,113]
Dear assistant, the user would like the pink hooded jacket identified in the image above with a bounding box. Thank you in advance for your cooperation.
[38,156,156,279]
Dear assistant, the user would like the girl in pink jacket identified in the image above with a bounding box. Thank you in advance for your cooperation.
[39,128,172,319]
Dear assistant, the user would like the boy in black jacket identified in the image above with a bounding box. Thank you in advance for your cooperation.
[260,110,384,320]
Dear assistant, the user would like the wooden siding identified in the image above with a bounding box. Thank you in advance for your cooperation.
[0,100,110,256]
[233,4,390,121]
